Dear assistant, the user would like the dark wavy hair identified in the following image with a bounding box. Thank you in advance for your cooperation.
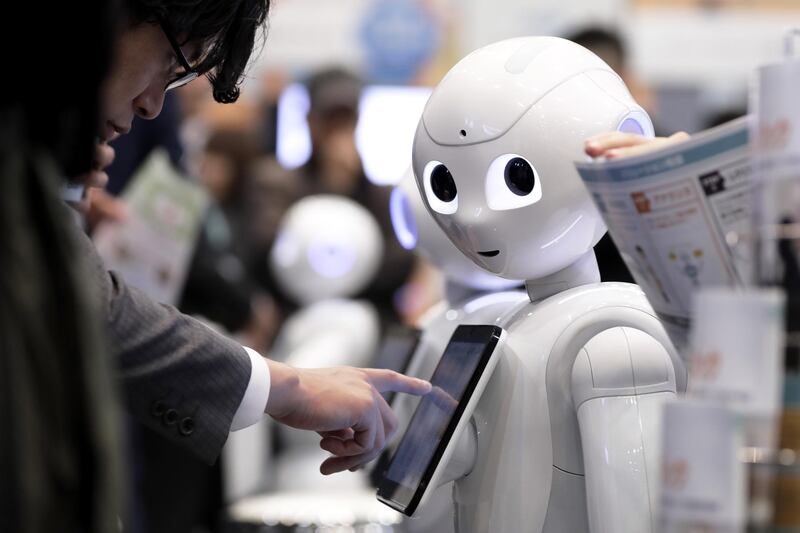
[125,0,271,104]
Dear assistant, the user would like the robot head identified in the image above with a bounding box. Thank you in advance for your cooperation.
[270,194,383,305]
[391,167,521,291]
[412,37,653,281]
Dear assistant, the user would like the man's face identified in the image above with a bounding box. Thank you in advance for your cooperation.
[100,23,199,142]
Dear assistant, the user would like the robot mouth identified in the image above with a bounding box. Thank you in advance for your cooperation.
[477,250,500,258]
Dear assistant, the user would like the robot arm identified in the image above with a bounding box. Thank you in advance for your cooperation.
[571,327,677,533]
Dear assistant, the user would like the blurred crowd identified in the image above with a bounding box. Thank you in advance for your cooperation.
[92,64,424,533]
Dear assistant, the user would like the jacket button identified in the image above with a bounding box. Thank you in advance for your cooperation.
[151,400,166,418]
[179,417,195,436]
[163,409,178,426]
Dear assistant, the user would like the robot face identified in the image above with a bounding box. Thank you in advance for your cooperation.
[413,37,653,281]
[390,167,522,291]
[270,195,384,305]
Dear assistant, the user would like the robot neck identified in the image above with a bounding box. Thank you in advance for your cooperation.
[525,251,601,302]
[444,280,485,305]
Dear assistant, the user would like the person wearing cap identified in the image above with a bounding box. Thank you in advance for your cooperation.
[247,67,415,329]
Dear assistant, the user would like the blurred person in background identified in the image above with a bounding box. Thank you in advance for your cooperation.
[188,127,280,353]
[571,29,693,169]
[249,67,415,329]
[256,69,289,156]
[2,1,433,532]
[563,26,661,284]
[564,26,657,121]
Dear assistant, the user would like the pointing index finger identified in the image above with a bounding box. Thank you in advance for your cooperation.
[362,368,432,396]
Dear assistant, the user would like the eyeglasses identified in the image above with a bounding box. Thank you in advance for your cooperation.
[158,16,199,92]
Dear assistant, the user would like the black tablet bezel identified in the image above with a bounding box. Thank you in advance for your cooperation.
[376,324,503,516]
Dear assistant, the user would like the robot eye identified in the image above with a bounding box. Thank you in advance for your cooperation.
[485,154,542,211]
[504,157,535,196]
[431,164,457,202]
[422,160,458,215]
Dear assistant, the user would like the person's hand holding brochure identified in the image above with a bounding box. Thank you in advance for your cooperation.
[585,131,691,161]
[576,117,753,351]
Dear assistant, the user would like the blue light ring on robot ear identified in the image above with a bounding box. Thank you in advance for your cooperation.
[617,110,655,138]
[390,186,419,250]
[485,153,542,211]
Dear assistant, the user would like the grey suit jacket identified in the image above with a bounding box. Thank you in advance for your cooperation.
[75,227,253,464]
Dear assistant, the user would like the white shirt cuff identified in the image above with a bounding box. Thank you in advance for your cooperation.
[230,347,270,431]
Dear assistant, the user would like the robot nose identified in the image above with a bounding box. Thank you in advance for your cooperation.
[454,207,484,227]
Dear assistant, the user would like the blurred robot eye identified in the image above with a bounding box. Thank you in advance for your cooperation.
[422,160,458,215]
[504,157,535,196]
[485,154,542,211]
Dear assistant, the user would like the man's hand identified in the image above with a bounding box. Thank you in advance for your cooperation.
[68,141,117,214]
[265,361,431,475]
[585,131,690,160]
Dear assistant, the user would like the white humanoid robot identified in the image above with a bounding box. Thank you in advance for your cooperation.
[269,194,385,490]
[377,37,687,533]
[222,195,385,501]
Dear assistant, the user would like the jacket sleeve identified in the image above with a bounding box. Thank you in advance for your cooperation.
[76,228,253,464]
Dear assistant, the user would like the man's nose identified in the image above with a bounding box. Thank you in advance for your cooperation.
[133,84,166,120]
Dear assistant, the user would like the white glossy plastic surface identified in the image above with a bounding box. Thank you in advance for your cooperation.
[412,37,653,282]
[391,167,522,292]
[270,194,383,305]
[452,282,684,533]
[578,392,676,533]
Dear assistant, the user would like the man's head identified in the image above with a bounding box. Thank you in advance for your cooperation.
[303,67,364,189]
[305,68,362,143]
[101,0,270,141]
[564,27,627,75]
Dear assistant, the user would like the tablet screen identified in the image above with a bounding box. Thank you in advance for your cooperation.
[377,325,502,515]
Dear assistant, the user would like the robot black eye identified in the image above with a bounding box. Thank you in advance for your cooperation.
[431,164,457,203]
[504,157,535,196]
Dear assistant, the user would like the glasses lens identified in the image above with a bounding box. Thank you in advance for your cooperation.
[166,71,199,92]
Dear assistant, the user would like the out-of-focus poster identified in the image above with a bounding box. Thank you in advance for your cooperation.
[576,117,752,351]
[359,0,442,83]
[93,150,209,305]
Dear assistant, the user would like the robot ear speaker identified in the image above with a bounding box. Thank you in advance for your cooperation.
[617,110,655,138]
